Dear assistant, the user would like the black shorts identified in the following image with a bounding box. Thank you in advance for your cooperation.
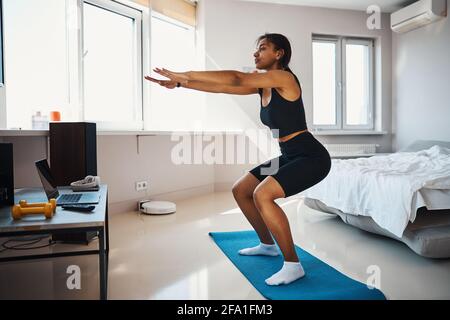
[249,131,331,197]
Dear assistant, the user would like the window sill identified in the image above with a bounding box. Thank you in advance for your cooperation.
[311,130,388,136]
[0,129,245,137]
[1,129,389,137]
[98,129,244,136]
[0,129,49,137]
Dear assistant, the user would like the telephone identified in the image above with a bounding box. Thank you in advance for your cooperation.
[70,175,100,191]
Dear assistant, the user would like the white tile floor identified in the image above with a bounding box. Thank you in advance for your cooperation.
[1,191,449,300]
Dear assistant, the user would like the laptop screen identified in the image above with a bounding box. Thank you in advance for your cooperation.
[35,159,59,200]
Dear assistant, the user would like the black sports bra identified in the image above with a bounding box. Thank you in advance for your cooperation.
[258,73,308,139]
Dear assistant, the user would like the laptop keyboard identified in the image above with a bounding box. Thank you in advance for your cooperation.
[58,194,82,203]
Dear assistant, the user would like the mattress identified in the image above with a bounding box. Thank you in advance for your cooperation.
[417,188,450,210]
[409,188,450,223]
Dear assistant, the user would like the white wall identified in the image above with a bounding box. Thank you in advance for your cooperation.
[201,0,393,152]
[392,9,450,151]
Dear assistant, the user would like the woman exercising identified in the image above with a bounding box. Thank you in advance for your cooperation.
[145,33,331,286]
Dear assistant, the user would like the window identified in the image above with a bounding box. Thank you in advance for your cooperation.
[82,0,143,130]
[3,0,68,130]
[2,0,149,131]
[312,36,374,130]
[312,39,338,127]
[1,0,200,131]
[148,11,201,131]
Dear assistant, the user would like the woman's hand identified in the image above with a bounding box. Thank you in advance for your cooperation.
[144,76,178,89]
[152,68,190,85]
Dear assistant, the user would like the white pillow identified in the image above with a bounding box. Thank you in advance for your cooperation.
[400,140,450,152]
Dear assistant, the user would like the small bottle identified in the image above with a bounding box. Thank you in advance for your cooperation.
[32,111,49,130]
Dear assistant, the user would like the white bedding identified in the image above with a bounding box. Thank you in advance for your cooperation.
[299,145,450,237]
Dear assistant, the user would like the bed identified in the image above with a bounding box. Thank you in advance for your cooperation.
[299,140,450,258]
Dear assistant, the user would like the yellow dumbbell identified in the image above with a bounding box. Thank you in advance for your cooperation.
[19,199,57,213]
[12,202,54,220]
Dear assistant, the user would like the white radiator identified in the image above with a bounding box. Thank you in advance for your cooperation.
[324,144,379,157]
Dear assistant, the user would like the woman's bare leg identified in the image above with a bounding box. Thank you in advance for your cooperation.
[252,177,298,262]
[232,173,274,245]
[253,176,305,285]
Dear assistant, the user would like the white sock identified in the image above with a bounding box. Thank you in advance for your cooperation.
[238,242,279,256]
[265,261,305,286]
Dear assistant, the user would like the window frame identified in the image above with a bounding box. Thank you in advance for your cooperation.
[80,0,147,130]
[312,35,375,131]
[342,37,374,130]
[312,36,342,130]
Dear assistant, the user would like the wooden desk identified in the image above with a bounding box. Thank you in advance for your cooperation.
[0,185,109,300]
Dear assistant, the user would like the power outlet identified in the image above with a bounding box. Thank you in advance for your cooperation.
[135,181,148,191]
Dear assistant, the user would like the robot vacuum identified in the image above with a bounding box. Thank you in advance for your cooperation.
[139,200,176,215]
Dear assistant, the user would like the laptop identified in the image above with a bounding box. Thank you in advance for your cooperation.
[35,159,100,206]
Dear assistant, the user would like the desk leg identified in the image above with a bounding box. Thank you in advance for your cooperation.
[105,197,110,254]
[99,227,107,300]
[105,195,110,293]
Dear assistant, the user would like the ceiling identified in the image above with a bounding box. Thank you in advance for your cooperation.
[239,0,415,13]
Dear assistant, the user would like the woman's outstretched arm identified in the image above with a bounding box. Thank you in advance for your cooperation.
[183,80,258,95]
[144,76,258,95]
[153,67,294,89]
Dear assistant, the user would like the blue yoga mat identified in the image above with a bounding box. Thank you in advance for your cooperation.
[209,230,386,300]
